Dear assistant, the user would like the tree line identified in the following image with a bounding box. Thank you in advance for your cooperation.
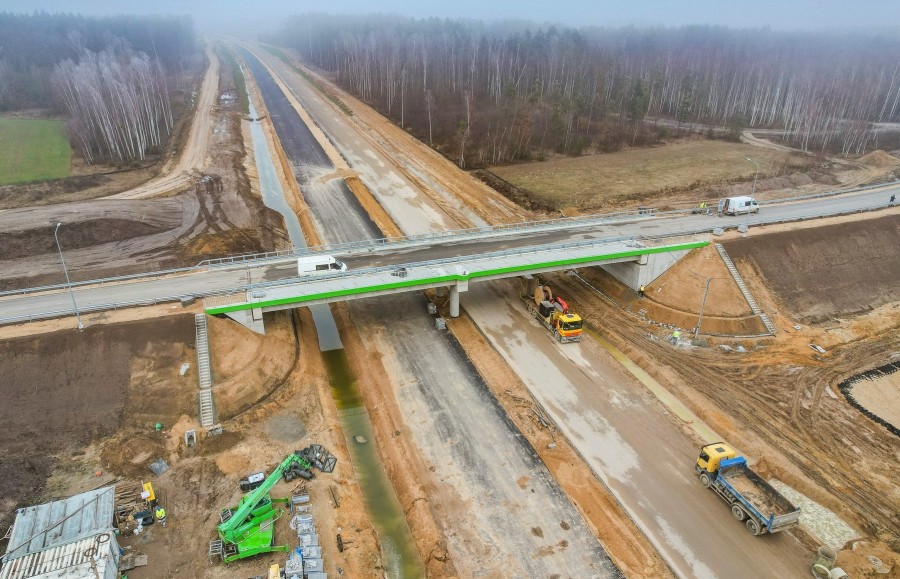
[0,12,196,164]
[270,15,900,165]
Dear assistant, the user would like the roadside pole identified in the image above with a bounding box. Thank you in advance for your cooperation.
[54,222,84,330]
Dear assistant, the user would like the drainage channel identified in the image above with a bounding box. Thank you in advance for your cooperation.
[245,70,423,577]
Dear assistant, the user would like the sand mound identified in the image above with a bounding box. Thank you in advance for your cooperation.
[857,149,900,167]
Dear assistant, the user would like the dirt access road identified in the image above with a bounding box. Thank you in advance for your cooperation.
[110,45,219,200]
[0,46,287,292]
[240,45,621,576]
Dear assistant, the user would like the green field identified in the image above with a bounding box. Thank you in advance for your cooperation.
[0,118,72,185]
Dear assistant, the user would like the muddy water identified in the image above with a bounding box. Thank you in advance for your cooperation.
[323,349,424,578]
[245,75,422,577]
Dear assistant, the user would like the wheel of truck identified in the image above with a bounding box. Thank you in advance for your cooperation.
[731,505,747,521]
[699,473,711,488]
[745,518,761,535]
[553,330,562,342]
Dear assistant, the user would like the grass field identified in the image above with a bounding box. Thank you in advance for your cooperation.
[0,118,72,186]
[491,140,807,210]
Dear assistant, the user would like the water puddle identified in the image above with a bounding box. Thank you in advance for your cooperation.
[245,74,421,577]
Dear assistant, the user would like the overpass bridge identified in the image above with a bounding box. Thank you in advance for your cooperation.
[202,236,706,332]
[0,182,895,329]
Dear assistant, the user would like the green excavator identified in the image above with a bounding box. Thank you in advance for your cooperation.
[216,451,317,562]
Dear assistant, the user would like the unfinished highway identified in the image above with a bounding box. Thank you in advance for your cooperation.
[239,46,621,577]
[0,39,897,579]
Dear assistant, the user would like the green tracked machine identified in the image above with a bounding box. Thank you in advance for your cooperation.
[216,452,314,562]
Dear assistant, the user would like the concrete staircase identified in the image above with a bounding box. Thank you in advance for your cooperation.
[195,314,216,427]
[714,244,777,335]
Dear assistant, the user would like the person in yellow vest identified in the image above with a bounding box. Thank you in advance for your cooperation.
[638,284,645,298]
[155,505,167,527]
[671,328,681,344]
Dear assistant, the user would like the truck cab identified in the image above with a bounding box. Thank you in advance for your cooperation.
[696,441,737,474]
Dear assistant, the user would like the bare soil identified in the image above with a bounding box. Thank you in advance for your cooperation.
[0,315,195,531]
[444,309,672,578]
[570,240,766,336]
[0,308,381,578]
[723,214,900,323]
[540,214,900,565]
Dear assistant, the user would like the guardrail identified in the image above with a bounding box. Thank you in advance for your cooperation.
[0,234,699,325]
[1,191,895,322]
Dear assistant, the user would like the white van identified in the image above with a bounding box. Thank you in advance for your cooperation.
[718,196,759,216]
[297,254,347,275]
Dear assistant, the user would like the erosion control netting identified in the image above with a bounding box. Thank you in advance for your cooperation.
[838,361,900,438]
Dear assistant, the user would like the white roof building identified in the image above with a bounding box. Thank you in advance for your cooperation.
[1,487,119,579]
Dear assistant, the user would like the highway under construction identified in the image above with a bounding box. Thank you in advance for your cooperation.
[0,37,898,579]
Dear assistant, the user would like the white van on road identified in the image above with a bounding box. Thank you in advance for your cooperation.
[297,254,348,276]
[718,196,760,216]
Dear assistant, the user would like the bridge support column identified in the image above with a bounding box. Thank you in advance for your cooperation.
[449,278,469,318]
[449,285,460,317]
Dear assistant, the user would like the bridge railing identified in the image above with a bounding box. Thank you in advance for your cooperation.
[1,179,895,302]
[0,233,700,325]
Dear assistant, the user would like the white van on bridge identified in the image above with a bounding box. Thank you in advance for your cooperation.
[718,196,760,216]
[297,255,347,276]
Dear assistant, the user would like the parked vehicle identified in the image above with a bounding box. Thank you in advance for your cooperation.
[718,196,759,215]
[523,284,583,343]
[695,442,800,535]
[297,254,347,275]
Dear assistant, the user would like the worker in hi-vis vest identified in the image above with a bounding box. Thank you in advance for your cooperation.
[155,506,167,527]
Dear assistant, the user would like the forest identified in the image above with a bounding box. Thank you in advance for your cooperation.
[0,12,197,164]
[271,15,900,166]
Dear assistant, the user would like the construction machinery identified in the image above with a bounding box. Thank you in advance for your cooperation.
[217,453,313,562]
[695,442,800,535]
[525,284,583,343]
[216,447,337,563]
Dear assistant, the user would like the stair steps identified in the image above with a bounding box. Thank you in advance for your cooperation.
[195,314,216,427]
[714,244,778,335]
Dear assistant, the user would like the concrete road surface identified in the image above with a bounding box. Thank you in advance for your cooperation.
[464,279,812,578]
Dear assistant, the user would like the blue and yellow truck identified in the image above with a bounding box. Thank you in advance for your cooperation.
[695,442,801,536]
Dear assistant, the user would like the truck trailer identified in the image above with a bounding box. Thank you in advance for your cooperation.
[695,442,800,535]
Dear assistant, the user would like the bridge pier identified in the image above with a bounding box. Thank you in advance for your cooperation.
[449,277,469,318]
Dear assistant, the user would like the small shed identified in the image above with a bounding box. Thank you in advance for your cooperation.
[1,486,119,579]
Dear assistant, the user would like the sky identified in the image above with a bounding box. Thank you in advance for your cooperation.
[3,0,900,32]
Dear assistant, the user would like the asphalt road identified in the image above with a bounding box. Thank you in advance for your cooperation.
[1,187,897,324]
[238,48,381,243]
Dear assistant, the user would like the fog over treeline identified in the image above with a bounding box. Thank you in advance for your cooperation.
[0,12,197,163]
[271,14,900,165]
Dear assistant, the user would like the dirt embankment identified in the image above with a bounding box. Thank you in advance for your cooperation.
[0,315,195,531]
[575,242,766,336]
[724,214,900,323]
[444,309,673,579]
[0,308,383,578]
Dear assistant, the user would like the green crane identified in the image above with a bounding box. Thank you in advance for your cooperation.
[217,452,312,562]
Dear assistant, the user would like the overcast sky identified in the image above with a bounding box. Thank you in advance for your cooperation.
[4,0,900,32]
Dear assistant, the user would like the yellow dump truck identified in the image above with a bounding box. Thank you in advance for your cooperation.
[525,284,583,343]
[695,442,800,536]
